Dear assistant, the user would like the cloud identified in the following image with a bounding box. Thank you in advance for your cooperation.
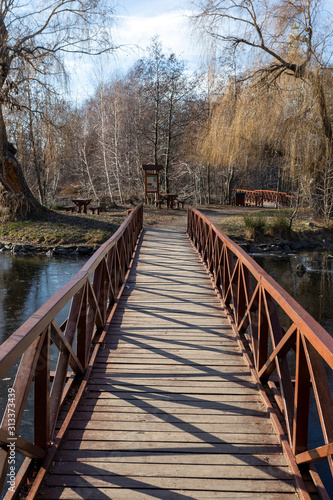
[114,9,197,68]
[66,8,199,102]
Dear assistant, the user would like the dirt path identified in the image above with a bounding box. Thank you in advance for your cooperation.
[143,205,255,234]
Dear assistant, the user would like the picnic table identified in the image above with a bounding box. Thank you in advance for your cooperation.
[71,198,92,214]
[160,193,178,209]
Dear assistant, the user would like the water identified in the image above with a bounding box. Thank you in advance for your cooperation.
[0,253,87,345]
[0,252,87,497]
[254,250,333,336]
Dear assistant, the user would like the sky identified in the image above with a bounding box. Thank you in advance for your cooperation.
[115,0,195,65]
[68,0,333,103]
[68,0,197,103]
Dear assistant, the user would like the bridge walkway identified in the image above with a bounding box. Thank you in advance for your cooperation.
[37,228,299,499]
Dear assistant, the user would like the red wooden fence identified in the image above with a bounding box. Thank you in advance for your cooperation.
[188,206,333,496]
[0,204,143,497]
[235,189,294,207]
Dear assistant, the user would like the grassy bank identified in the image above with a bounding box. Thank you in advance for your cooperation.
[197,206,333,244]
[0,204,331,247]
[0,209,128,246]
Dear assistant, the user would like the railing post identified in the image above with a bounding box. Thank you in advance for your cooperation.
[77,283,88,370]
[293,330,310,454]
[256,286,269,372]
[34,328,50,449]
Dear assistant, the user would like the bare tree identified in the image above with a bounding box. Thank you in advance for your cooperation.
[130,37,198,193]
[0,0,118,219]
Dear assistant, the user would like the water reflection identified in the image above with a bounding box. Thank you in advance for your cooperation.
[254,250,333,336]
[0,253,86,344]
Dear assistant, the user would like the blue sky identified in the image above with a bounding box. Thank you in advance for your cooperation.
[68,0,196,102]
[114,0,195,70]
[69,0,333,102]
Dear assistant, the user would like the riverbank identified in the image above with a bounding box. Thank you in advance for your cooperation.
[0,205,186,255]
[0,208,127,255]
[1,204,332,255]
[197,206,333,254]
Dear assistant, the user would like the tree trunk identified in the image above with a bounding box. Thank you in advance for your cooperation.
[0,106,43,219]
[207,165,211,204]
[225,166,234,205]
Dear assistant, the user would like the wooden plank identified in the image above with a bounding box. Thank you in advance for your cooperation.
[93,366,245,373]
[75,396,269,408]
[93,361,248,368]
[80,393,262,402]
[83,385,259,395]
[66,421,275,434]
[48,462,292,480]
[68,412,268,423]
[88,377,255,385]
[55,451,287,466]
[65,429,281,444]
[42,475,297,492]
[60,440,287,454]
[37,488,299,499]
[63,403,266,415]
[96,348,243,357]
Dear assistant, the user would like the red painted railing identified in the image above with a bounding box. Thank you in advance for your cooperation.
[187,207,333,498]
[236,189,294,207]
[0,204,143,497]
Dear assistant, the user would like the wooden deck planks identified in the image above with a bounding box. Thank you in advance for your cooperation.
[38,228,298,500]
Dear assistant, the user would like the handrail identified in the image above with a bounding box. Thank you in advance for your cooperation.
[235,189,294,206]
[187,207,333,487]
[0,203,143,495]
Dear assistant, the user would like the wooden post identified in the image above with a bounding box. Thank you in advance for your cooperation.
[34,328,50,449]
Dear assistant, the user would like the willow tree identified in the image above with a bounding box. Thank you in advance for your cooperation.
[0,0,117,219]
[191,0,333,212]
[192,0,333,135]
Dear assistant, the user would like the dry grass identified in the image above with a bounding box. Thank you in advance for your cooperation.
[0,203,328,247]
[196,205,326,242]
[0,208,128,246]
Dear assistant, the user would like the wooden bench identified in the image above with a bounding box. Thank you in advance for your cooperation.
[175,199,186,209]
[155,199,164,209]
[63,206,76,213]
[89,206,101,215]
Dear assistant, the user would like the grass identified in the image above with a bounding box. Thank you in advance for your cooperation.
[0,209,128,246]
[267,211,291,238]
[243,214,267,240]
[197,205,331,243]
[0,204,188,246]
[0,203,330,247]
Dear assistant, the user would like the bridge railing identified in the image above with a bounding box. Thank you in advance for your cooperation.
[236,189,294,206]
[188,207,333,483]
[0,203,143,495]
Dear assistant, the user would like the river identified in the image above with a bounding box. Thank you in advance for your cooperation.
[0,253,87,346]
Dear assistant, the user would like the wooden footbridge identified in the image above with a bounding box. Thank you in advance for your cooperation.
[235,189,294,207]
[0,204,332,499]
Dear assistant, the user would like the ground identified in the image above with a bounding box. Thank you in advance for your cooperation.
[0,203,330,247]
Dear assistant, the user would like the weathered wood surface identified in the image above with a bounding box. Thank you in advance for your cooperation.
[38,228,298,500]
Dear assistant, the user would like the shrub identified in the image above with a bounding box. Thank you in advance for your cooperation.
[243,214,267,240]
[268,211,291,238]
